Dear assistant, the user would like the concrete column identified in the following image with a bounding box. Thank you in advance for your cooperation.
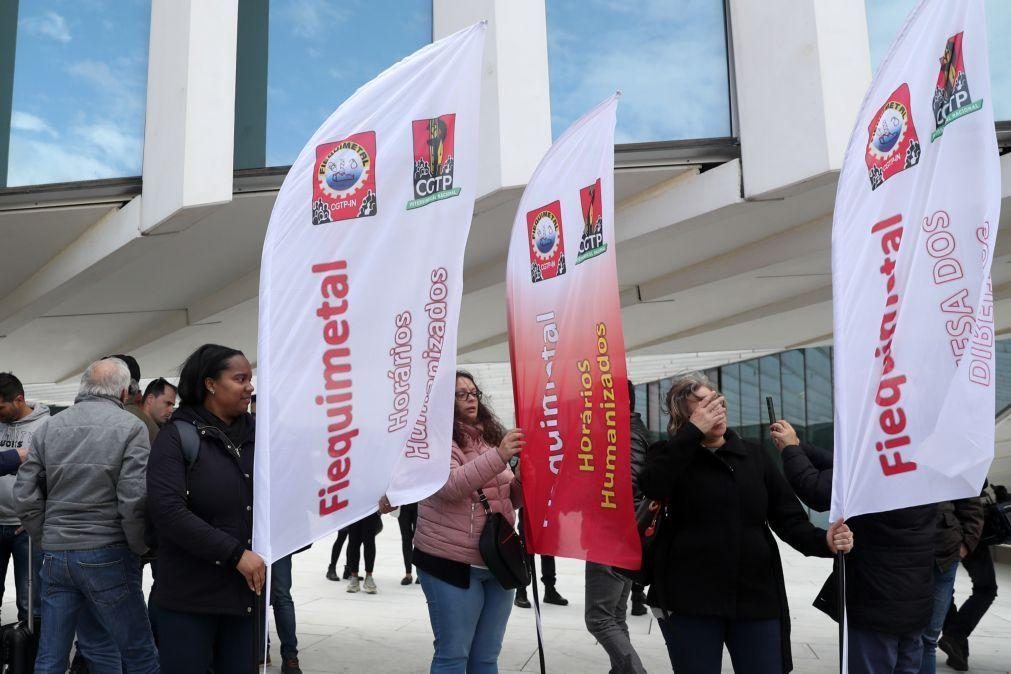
[141,0,240,233]
[728,0,872,198]
[433,0,552,196]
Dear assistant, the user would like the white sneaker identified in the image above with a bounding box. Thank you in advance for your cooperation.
[364,576,377,594]
[347,576,360,593]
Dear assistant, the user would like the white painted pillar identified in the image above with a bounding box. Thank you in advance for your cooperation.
[728,1,872,198]
[141,0,240,233]
[433,0,552,196]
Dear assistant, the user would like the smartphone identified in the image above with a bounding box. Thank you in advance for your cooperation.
[766,396,777,426]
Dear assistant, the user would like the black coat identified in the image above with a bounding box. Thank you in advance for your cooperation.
[147,406,256,616]
[641,424,832,673]
[781,442,936,635]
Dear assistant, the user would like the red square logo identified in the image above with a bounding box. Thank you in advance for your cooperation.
[312,131,377,225]
[527,200,566,283]
[865,84,921,191]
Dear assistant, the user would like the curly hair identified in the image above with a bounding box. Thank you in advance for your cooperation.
[452,370,506,449]
[664,372,720,436]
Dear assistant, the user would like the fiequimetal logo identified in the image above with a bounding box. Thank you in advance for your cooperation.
[865,84,921,191]
[527,201,566,283]
[312,131,378,225]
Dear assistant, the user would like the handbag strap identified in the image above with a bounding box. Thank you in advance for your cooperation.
[477,489,493,516]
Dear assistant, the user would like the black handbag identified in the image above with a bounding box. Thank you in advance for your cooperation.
[980,494,1011,546]
[615,498,667,585]
[476,489,530,590]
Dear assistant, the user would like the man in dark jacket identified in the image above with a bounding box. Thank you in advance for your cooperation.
[583,380,648,674]
[14,358,158,673]
[919,497,983,674]
[628,401,649,616]
[772,421,936,674]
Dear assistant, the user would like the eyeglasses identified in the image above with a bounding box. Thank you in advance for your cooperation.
[455,390,483,401]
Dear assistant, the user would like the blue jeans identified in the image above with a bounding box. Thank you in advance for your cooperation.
[36,546,157,674]
[271,554,298,659]
[419,567,515,673]
[918,561,959,674]
[656,614,782,674]
[0,525,42,621]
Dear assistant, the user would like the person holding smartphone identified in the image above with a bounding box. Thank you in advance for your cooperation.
[640,372,853,674]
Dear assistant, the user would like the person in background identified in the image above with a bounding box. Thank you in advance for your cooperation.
[142,377,178,428]
[403,370,524,673]
[250,393,256,415]
[627,381,650,618]
[583,379,647,673]
[642,373,852,674]
[772,420,937,674]
[260,549,305,674]
[345,512,382,594]
[15,358,158,673]
[109,354,159,444]
[399,502,420,585]
[0,372,48,624]
[939,482,1000,671]
[918,497,983,674]
[325,527,350,581]
[146,344,266,674]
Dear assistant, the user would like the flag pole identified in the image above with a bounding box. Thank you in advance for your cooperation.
[837,551,846,673]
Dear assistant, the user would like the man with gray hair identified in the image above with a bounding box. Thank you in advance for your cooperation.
[15,358,158,673]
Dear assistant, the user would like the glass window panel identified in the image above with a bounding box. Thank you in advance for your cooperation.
[721,363,742,435]
[805,347,834,450]
[657,377,673,439]
[781,350,807,441]
[6,1,151,186]
[739,359,761,445]
[545,0,732,142]
[647,382,661,435]
[759,356,782,451]
[865,0,1011,121]
[996,339,1011,413]
[633,383,649,425]
[261,1,432,168]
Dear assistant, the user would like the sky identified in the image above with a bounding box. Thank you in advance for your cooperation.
[7,0,150,186]
[5,1,1011,186]
[546,0,732,144]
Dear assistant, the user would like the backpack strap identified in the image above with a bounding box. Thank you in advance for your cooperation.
[172,419,201,495]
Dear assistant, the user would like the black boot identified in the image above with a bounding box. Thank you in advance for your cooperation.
[543,585,568,606]
[326,565,339,581]
[939,632,969,671]
[514,587,531,609]
[631,589,647,616]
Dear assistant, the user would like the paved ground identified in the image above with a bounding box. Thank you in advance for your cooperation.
[5,521,1009,673]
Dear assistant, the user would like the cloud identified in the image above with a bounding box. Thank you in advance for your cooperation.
[10,111,59,138]
[66,60,144,118]
[278,0,349,40]
[20,10,71,44]
[74,124,143,168]
[7,134,120,186]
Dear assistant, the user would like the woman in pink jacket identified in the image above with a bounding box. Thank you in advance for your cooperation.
[410,371,524,673]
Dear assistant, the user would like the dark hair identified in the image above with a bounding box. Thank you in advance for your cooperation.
[143,377,177,400]
[627,379,636,412]
[177,344,244,407]
[105,354,141,382]
[0,372,25,403]
[452,370,506,449]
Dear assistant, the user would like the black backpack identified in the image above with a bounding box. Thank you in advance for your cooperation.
[144,420,201,553]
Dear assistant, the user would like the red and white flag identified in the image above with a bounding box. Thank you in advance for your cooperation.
[254,24,486,563]
[831,0,999,522]
[505,94,639,569]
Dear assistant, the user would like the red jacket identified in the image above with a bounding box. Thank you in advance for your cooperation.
[414,430,521,566]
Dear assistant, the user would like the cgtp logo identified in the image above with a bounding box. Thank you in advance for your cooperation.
[407,114,461,210]
[527,201,566,283]
[931,32,983,141]
[865,84,920,191]
[576,178,606,265]
[312,131,378,225]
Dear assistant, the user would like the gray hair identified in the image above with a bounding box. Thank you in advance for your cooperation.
[79,358,131,398]
[664,371,719,436]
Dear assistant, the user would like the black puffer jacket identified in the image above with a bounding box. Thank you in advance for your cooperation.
[641,424,833,673]
[629,412,649,505]
[781,442,936,635]
[147,406,256,616]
